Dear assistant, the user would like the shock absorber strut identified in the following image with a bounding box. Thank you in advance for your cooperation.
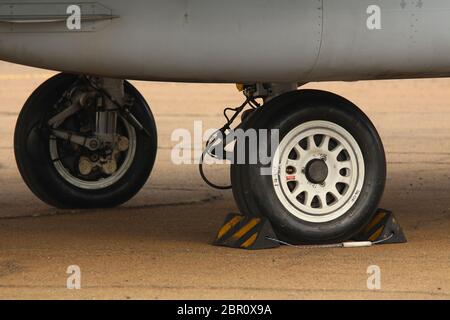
[94,78,123,146]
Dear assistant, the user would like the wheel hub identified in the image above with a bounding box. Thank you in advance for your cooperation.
[304,159,328,184]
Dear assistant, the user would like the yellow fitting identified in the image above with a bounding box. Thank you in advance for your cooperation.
[236,83,245,92]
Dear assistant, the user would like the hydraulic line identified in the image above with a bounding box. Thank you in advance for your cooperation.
[199,97,259,190]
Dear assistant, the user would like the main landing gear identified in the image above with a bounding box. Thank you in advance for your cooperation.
[14,73,157,208]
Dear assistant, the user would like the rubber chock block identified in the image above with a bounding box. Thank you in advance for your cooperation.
[353,209,407,244]
[214,213,280,250]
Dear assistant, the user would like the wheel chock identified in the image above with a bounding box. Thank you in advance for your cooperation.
[353,209,407,244]
[213,209,406,250]
[213,213,280,250]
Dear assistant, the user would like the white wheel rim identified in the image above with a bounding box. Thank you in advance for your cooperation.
[49,119,137,190]
[272,121,365,223]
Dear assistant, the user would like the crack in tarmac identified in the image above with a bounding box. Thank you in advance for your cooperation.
[0,111,18,116]
[0,261,24,278]
[0,194,223,220]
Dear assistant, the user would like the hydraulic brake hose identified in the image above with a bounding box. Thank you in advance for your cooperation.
[198,98,257,191]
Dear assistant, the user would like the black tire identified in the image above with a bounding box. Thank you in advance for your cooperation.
[231,90,386,244]
[231,107,266,218]
[14,73,158,209]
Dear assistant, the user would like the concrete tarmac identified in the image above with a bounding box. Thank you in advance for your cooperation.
[0,62,449,299]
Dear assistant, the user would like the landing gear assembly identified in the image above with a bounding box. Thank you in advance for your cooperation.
[219,84,387,244]
[14,75,387,244]
[14,74,157,208]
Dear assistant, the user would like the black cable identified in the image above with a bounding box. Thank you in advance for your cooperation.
[198,98,254,190]
[199,150,232,190]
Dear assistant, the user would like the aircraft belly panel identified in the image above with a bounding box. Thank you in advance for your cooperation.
[312,0,450,81]
[1,0,450,82]
[0,0,322,82]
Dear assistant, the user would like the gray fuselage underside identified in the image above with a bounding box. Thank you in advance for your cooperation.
[0,0,449,83]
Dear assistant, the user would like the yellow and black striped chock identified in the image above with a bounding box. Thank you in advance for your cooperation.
[214,213,280,250]
[353,209,407,244]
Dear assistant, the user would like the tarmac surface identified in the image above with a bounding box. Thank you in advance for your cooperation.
[0,62,449,299]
